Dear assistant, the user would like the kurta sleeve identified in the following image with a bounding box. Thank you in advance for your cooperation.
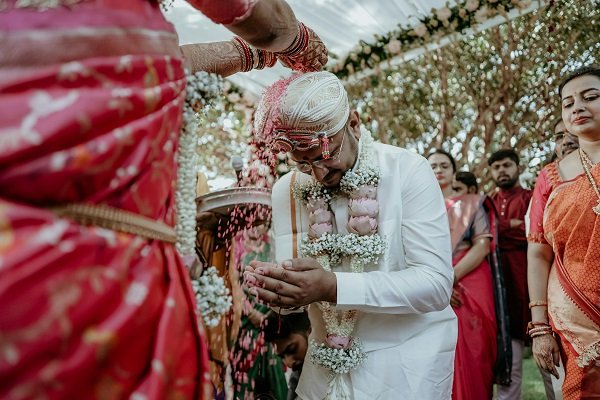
[528,168,551,245]
[335,157,453,314]
[186,0,258,25]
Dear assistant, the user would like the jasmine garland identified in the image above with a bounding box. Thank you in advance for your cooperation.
[175,70,222,256]
[191,266,233,328]
[293,129,386,395]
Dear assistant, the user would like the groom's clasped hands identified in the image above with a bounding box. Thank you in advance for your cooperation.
[243,258,337,308]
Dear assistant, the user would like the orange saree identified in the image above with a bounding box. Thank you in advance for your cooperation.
[528,162,600,399]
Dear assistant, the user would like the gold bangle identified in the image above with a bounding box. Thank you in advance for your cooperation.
[528,300,548,309]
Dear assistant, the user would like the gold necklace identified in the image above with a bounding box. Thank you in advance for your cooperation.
[579,148,600,216]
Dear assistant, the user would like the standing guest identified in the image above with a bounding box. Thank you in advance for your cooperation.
[525,117,580,239]
[453,171,479,195]
[523,117,580,400]
[528,65,600,400]
[0,1,326,398]
[244,71,457,399]
[489,149,533,400]
[428,149,510,400]
[553,118,580,160]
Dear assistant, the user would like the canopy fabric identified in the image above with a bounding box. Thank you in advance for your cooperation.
[164,0,540,97]
[164,0,462,96]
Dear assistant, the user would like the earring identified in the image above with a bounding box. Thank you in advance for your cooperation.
[319,133,330,159]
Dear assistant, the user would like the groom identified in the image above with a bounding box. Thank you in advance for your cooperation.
[244,71,457,399]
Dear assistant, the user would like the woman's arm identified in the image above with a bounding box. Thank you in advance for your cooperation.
[187,0,327,73]
[527,242,560,378]
[453,237,490,281]
[224,0,298,52]
[527,242,553,322]
[180,42,242,77]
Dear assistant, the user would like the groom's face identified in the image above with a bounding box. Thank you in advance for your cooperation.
[290,112,360,188]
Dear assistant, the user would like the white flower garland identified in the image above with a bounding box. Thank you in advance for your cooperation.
[175,70,222,256]
[191,266,233,327]
[293,129,385,399]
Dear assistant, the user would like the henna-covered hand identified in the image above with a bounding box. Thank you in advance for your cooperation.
[277,25,328,72]
[532,334,560,379]
[243,258,337,308]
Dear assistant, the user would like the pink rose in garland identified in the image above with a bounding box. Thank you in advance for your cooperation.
[350,185,377,199]
[347,215,378,235]
[348,198,378,217]
[309,222,333,238]
[325,334,352,350]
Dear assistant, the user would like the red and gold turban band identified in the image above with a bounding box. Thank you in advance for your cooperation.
[254,71,350,158]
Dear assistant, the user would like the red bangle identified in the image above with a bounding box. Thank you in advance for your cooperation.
[232,37,253,72]
[277,22,309,57]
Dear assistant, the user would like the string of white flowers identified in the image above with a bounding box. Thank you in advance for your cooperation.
[175,70,222,256]
[301,233,386,266]
[191,266,233,327]
[294,129,385,399]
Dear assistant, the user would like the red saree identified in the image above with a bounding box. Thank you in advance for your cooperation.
[446,194,501,400]
[528,162,600,399]
[0,1,253,398]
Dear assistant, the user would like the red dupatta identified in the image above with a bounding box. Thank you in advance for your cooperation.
[445,194,512,385]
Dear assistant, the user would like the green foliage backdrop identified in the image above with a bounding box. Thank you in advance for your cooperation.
[196,0,599,190]
[344,0,599,189]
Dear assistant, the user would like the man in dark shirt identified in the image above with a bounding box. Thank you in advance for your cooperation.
[489,149,532,400]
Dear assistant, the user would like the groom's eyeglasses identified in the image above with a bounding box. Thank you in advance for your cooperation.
[294,128,346,174]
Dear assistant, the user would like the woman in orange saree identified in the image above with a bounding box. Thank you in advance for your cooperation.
[0,1,326,398]
[528,66,600,400]
[428,150,511,400]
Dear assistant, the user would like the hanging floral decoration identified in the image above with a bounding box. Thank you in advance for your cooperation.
[191,266,233,327]
[330,0,537,79]
[176,70,222,256]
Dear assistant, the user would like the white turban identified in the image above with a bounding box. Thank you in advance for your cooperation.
[254,71,350,152]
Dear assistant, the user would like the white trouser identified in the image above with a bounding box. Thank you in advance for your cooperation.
[542,360,564,400]
[497,339,524,400]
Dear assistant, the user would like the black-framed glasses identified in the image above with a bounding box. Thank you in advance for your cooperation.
[294,128,347,174]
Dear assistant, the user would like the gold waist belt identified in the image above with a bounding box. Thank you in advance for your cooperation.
[52,204,177,244]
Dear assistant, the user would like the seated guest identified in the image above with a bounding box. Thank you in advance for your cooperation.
[264,312,311,400]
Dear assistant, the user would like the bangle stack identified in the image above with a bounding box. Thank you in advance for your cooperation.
[529,300,548,309]
[527,321,553,338]
[232,37,277,72]
[276,21,309,57]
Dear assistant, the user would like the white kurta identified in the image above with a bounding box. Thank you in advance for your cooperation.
[271,142,458,400]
